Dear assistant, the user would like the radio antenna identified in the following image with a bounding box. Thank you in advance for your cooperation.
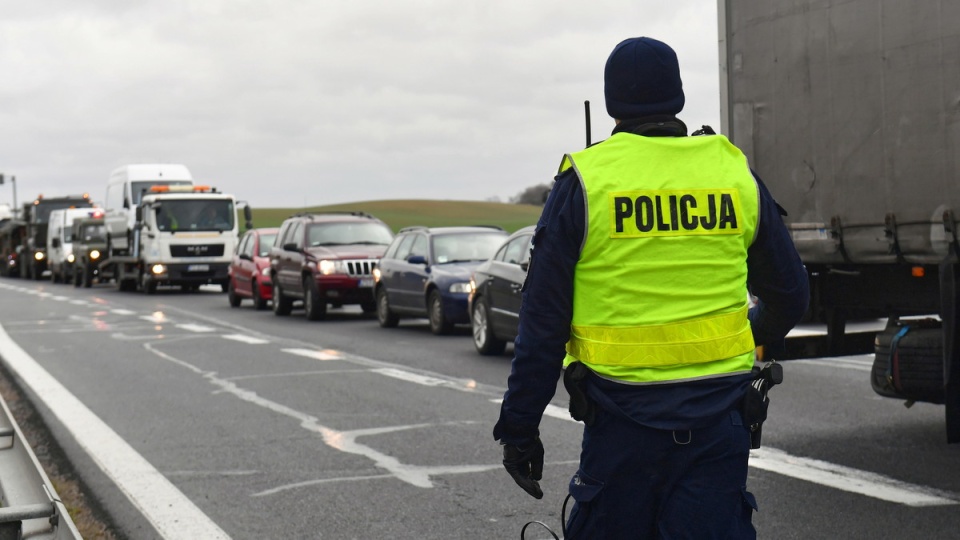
[584,100,592,147]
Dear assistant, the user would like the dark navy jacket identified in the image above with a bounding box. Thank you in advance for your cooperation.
[493,117,810,445]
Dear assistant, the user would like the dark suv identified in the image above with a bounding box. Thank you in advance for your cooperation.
[373,226,509,334]
[269,212,394,320]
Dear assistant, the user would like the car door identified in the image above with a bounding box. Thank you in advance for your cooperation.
[234,232,255,296]
[488,232,533,337]
[378,233,412,308]
[397,233,430,312]
[276,221,303,291]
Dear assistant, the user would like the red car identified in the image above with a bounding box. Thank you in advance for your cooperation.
[228,227,279,310]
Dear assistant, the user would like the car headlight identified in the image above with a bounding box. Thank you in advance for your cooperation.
[67,254,75,263]
[318,260,338,275]
[90,249,101,260]
[261,267,270,276]
[449,282,471,294]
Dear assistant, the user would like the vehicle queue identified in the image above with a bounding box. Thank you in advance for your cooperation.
[0,183,536,358]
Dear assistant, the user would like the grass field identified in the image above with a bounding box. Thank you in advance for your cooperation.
[246,199,543,233]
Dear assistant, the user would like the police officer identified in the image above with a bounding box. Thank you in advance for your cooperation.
[493,37,810,539]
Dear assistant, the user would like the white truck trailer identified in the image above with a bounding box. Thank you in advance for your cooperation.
[719,0,960,441]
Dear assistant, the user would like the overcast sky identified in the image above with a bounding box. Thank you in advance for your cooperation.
[0,1,722,209]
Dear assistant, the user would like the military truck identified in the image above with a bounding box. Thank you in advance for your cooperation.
[70,213,107,288]
[20,194,95,280]
[719,0,960,441]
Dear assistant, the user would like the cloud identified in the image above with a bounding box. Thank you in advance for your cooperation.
[0,0,721,208]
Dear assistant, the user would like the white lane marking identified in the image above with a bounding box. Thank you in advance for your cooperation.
[52,296,69,302]
[282,348,343,361]
[0,324,230,539]
[750,447,958,507]
[222,334,269,345]
[491,399,957,506]
[140,315,166,323]
[111,309,136,316]
[371,368,448,387]
[177,324,215,333]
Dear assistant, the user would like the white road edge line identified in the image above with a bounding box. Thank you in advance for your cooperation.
[0,323,231,539]
[490,399,957,507]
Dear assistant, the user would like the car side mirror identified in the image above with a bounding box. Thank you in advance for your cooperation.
[407,255,427,265]
[239,253,253,261]
[283,242,299,252]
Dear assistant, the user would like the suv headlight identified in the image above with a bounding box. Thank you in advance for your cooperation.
[318,260,339,275]
[449,282,471,294]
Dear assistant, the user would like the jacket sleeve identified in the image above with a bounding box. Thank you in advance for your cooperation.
[747,174,810,348]
[493,169,583,445]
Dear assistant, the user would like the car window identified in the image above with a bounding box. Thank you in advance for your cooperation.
[276,222,293,247]
[383,234,405,259]
[503,234,532,265]
[258,233,277,257]
[238,233,252,256]
[391,234,415,260]
[408,234,428,259]
[433,232,506,263]
[288,222,304,248]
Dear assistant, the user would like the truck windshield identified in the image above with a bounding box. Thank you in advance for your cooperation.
[34,200,95,223]
[155,200,235,232]
[80,224,106,243]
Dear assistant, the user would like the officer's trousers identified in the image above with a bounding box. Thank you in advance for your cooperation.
[564,407,757,539]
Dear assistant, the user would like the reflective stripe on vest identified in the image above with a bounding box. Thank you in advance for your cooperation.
[561,133,759,382]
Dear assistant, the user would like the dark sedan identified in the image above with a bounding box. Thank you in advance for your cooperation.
[373,226,509,335]
[468,225,534,354]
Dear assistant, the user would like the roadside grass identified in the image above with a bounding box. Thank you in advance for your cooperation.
[245,199,543,233]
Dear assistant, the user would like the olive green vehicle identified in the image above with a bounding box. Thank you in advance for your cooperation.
[70,216,107,288]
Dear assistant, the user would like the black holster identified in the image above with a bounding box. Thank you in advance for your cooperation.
[563,362,597,426]
[742,361,783,449]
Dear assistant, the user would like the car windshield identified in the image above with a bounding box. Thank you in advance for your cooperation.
[154,199,235,232]
[432,232,506,263]
[307,222,393,247]
[258,233,277,257]
[80,224,107,243]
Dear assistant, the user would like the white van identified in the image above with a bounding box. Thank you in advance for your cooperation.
[47,207,101,283]
[104,164,193,255]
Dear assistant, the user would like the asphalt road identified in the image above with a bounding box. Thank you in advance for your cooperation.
[0,278,958,539]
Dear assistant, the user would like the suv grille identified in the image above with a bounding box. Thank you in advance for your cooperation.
[344,259,377,277]
[170,244,225,257]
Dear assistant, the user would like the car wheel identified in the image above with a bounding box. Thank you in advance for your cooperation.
[376,287,399,328]
[304,277,327,321]
[428,290,453,335]
[227,280,242,308]
[273,281,292,316]
[472,296,507,355]
[252,281,268,311]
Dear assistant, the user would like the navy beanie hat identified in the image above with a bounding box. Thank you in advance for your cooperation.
[604,37,685,119]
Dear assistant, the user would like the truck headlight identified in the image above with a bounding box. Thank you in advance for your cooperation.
[67,254,75,263]
[34,251,44,261]
[90,250,101,260]
[449,282,471,294]
[151,264,166,275]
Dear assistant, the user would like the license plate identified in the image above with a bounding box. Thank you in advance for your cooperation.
[358,278,374,288]
[187,264,210,272]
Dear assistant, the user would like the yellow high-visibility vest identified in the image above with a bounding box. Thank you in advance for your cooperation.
[560,133,760,383]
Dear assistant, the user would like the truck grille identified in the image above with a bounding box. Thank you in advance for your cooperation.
[170,244,225,258]
[344,259,377,277]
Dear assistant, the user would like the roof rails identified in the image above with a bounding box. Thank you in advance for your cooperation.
[288,211,377,220]
[398,225,429,233]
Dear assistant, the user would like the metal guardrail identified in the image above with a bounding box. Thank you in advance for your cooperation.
[0,392,82,539]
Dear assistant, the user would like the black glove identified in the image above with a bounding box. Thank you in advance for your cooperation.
[502,438,544,499]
